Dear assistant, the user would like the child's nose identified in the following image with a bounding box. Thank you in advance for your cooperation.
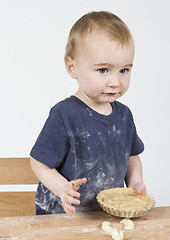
[107,74,120,88]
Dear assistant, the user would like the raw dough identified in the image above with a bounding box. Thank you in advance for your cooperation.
[102,221,113,234]
[97,188,154,211]
[111,228,124,240]
[120,218,134,230]
[102,221,124,240]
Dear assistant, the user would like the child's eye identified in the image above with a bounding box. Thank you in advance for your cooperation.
[98,68,108,74]
[119,68,129,74]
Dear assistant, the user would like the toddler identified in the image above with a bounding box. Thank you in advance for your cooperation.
[30,11,146,215]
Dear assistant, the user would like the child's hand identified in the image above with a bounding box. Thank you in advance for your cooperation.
[132,183,146,194]
[60,178,87,215]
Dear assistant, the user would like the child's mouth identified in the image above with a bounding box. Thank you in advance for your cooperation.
[103,92,118,96]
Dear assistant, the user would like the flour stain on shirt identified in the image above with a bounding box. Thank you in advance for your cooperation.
[86,108,93,116]
[97,131,107,146]
[35,183,49,211]
[75,128,90,139]
[35,183,63,213]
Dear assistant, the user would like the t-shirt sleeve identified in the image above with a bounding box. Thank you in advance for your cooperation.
[130,124,144,156]
[128,110,144,156]
[30,107,69,168]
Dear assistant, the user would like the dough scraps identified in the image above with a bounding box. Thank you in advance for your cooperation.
[120,218,134,230]
[102,221,124,240]
[111,228,124,240]
[102,221,113,234]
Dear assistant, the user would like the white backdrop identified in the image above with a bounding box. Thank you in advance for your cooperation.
[0,0,170,207]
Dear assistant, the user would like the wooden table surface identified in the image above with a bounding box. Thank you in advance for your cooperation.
[0,207,169,240]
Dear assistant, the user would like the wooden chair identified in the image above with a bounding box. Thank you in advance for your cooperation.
[0,158,39,217]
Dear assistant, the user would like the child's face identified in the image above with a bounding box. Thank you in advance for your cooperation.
[67,30,134,107]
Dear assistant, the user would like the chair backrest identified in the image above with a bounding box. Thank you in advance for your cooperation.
[0,158,39,217]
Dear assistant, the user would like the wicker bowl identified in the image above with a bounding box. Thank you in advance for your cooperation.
[96,188,155,218]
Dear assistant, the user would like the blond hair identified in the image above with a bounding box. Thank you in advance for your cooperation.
[65,11,133,61]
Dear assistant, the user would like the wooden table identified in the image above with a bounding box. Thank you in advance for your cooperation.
[0,207,170,239]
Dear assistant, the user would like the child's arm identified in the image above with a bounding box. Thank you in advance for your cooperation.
[125,155,146,194]
[30,157,87,215]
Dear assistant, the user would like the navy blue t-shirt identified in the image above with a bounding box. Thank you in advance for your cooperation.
[30,96,144,214]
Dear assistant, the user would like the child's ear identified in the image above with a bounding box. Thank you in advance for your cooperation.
[65,56,77,79]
